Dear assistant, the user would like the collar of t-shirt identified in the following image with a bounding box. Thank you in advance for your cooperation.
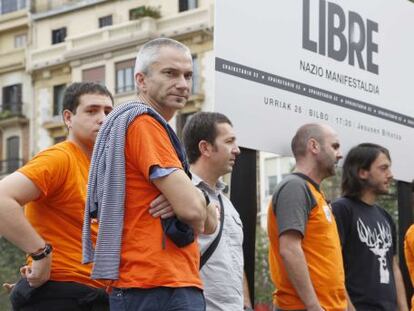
[292,172,321,192]
[191,172,227,196]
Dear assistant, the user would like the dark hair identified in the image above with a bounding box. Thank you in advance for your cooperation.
[342,143,391,199]
[291,123,326,159]
[182,112,232,164]
[62,82,113,114]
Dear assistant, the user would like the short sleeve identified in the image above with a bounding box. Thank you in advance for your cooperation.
[404,225,414,285]
[273,177,315,236]
[125,115,183,181]
[149,166,178,180]
[18,147,68,199]
[331,198,353,248]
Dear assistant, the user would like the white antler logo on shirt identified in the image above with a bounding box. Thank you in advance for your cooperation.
[357,218,392,284]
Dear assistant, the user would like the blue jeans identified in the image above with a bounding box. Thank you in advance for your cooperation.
[109,287,205,311]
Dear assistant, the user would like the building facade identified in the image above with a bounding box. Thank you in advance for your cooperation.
[0,0,31,178]
[29,0,215,152]
[0,0,289,224]
[0,0,215,179]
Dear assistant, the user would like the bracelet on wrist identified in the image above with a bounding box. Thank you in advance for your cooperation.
[28,243,53,261]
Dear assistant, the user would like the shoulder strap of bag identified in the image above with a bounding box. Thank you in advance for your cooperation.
[146,110,190,176]
[200,194,225,269]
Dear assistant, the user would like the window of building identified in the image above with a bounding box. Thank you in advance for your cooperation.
[115,59,135,94]
[0,0,26,15]
[82,66,105,85]
[264,157,278,197]
[266,175,278,197]
[53,84,66,116]
[6,136,20,173]
[2,84,22,115]
[192,54,200,94]
[99,15,112,28]
[14,33,27,48]
[52,27,67,45]
[179,0,198,12]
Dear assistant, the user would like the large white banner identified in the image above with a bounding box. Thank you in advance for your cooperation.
[215,0,414,182]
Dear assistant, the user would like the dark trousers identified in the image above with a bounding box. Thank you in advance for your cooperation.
[10,279,109,311]
[109,287,205,311]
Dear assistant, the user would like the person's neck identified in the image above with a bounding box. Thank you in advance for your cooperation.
[66,136,92,159]
[137,94,174,121]
[359,190,377,206]
[191,162,219,190]
[294,163,324,185]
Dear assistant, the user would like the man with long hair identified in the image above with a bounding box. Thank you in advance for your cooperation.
[332,143,408,311]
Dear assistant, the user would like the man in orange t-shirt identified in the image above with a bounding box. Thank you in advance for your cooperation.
[405,224,414,311]
[267,123,348,311]
[0,82,113,310]
[103,38,217,311]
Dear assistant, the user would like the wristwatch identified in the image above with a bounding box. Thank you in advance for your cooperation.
[29,243,53,261]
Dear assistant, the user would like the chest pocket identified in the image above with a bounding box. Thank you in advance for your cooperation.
[225,213,244,282]
[226,213,243,247]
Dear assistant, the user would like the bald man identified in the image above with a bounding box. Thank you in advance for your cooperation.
[267,123,347,311]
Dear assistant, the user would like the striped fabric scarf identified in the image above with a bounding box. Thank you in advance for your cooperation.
[82,101,190,280]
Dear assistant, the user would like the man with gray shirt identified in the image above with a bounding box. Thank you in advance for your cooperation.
[267,123,347,311]
[182,112,252,311]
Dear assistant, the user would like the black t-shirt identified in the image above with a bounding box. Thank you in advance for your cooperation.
[332,197,397,311]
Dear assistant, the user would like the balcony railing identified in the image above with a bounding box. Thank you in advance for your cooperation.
[29,5,213,70]
[0,49,25,73]
[0,158,24,176]
[0,104,23,120]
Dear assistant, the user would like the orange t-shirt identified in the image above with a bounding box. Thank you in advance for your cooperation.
[404,225,414,311]
[19,141,104,288]
[267,175,346,311]
[112,115,202,289]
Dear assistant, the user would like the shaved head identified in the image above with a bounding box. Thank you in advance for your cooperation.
[291,123,334,159]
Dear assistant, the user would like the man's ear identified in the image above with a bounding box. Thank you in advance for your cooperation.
[62,109,73,129]
[135,72,146,92]
[358,168,369,180]
[198,140,211,157]
[308,138,320,155]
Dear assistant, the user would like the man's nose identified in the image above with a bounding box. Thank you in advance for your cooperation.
[233,145,241,155]
[176,75,191,90]
[97,110,106,125]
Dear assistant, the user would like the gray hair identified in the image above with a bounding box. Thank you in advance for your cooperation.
[134,37,191,77]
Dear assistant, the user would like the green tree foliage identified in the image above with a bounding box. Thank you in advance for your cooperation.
[255,226,273,307]
[321,168,342,202]
[377,181,398,225]
[0,238,25,310]
[129,6,161,20]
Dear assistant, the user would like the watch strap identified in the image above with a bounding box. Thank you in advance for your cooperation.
[29,243,53,261]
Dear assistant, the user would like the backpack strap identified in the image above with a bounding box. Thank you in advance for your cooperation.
[200,194,225,269]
